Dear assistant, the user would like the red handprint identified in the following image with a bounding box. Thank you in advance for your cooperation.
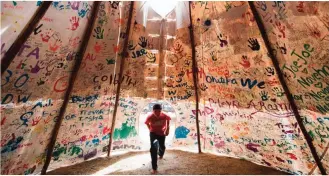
[32,116,42,126]
[126,70,132,76]
[240,55,250,68]
[61,137,70,145]
[296,2,304,12]
[40,29,53,42]
[68,16,80,31]
[69,36,80,48]
[1,133,13,147]
[43,116,52,124]
[275,21,286,38]
[94,42,101,53]
[49,39,62,52]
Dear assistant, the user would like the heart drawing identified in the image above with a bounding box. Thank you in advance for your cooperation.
[314,82,323,88]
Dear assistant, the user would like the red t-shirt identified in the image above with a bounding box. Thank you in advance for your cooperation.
[145,113,171,136]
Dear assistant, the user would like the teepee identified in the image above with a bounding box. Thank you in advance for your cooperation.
[1,1,329,175]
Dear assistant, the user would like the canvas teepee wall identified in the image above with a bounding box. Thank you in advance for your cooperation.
[1,1,329,175]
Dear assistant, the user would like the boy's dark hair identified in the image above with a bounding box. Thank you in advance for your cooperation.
[153,104,162,110]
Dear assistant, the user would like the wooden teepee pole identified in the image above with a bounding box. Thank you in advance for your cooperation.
[248,2,326,175]
[41,2,101,174]
[188,2,201,154]
[309,141,329,174]
[107,1,134,157]
[1,1,52,74]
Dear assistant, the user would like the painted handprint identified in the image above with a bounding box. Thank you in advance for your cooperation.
[217,34,228,47]
[210,51,217,61]
[173,42,183,54]
[97,2,106,17]
[69,36,80,48]
[32,116,42,126]
[49,39,62,52]
[265,67,275,76]
[184,59,191,67]
[248,38,260,51]
[275,21,286,38]
[30,61,44,74]
[259,91,269,101]
[240,55,250,68]
[276,5,287,20]
[95,63,105,71]
[252,54,264,65]
[68,1,80,10]
[40,29,53,42]
[37,78,45,86]
[296,2,304,12]
[106,58,115,65]
[199,83,208,91]
[255,1,267,11]
[110,1,120,9]
[272,87,284,97]
[78,2,90,18]
[146,52,156,63]
[224,2,232,12]
[272,1,285,8]
[128,40,136,50]
[93,26,104,39]
[138,36,148,48]
[276,42,287,54]
[94,42,101,53]
[68,16,80,31]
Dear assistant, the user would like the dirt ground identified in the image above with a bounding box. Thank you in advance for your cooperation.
[47,150,288,175]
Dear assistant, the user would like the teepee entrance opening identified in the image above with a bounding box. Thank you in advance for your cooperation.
[138,100,177,150]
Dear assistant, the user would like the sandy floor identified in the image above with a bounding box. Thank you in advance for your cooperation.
[47,150,288,175]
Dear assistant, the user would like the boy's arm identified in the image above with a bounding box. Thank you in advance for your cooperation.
[145,115,151,130]
[165,118,170,136]
[146,123,151,130]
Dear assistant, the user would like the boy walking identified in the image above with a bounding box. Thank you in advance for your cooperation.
[145,104,171,174]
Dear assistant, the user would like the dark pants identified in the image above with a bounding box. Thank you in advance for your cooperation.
[150,132,166,170]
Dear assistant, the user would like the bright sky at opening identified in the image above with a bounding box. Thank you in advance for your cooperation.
[149,0,177,18]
